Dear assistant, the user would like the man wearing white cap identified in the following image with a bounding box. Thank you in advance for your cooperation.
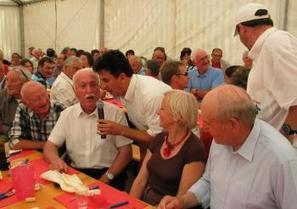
[234,3,297,144]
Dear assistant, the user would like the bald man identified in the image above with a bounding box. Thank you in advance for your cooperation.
[159,85,297,209]
[44,68,132,190]
[9,81,62,150]
[0,69,30,137]
[188,49,224,100]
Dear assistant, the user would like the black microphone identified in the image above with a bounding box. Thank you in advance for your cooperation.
[97,100,106,139]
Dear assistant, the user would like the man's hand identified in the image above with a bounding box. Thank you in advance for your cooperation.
[158,195,183,209]
[49,158,69,173]
[97,119,124,136]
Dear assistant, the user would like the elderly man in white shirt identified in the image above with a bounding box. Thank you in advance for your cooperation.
[159,85,297,209]
[234,3,297,144]
[50,56,82,108]
[44,68,132,190]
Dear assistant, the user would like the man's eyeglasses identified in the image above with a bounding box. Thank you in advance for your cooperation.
[176,72,188,76]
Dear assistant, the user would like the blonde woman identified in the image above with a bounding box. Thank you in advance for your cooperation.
[130,90,206,206]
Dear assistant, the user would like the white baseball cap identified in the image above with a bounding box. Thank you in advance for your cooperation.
[234,3,270,36]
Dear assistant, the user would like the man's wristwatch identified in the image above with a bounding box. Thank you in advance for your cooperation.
[282,123,297,135]
[105,171,114,181]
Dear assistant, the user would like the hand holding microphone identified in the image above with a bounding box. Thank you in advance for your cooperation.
[97,100,125,137]
[97,100,106,139]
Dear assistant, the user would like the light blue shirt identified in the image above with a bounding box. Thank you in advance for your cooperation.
[187,66,224,91]
[138,67,145,75]
[189,119,297,209]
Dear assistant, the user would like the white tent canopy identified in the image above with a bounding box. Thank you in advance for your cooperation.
[1,0,297,64]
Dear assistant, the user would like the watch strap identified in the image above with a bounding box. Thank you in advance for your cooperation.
[105,171,114,180]
[282,123,297,135]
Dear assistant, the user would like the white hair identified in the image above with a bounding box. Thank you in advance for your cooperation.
[73,67,100,87]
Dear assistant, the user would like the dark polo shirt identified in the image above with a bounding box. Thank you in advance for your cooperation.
[0,89,19,137]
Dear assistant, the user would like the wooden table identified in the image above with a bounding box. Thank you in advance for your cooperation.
[1,151,153,209]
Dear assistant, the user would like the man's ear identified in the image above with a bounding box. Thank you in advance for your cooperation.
[239,24,248,34]
[229,117,240,131]
[171,74,178,82]
[22,98,29,106]
[118,72,127,81]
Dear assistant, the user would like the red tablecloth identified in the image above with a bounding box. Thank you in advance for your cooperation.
[8,150,34,161]
[29,158,78,185]
[55,182,147,209]
[0,177,19,208]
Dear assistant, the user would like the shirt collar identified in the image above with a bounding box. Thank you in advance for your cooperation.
[75,103,97,117]
[60,72,74,85]
[28,106,35,117]
[235,119,261,161]
[124,74,137,103]
[35,71,46,80]
[249,27,277,61]
[195,66,210,77]
[137,67,145,75]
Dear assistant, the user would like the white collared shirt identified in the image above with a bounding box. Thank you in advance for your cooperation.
[50,72,77,108]
[247,27,297,130]
[189,119,297,209]
[48,102,132,169]
[122,74,171,137]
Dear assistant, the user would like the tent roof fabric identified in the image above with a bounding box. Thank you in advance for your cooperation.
[0,0,46,6]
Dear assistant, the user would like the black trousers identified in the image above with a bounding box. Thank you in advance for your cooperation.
[76,167,127,191]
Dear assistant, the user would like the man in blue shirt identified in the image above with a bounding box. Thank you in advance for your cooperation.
[32,57,55,89]
[159,85,297,209]
[187,49,224,100]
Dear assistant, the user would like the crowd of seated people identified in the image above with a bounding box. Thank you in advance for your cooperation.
[0,44,254,189]
[1,4,297,206]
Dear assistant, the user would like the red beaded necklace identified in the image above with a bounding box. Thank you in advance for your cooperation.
[163,132,189,157]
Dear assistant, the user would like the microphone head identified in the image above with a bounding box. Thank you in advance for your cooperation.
[97,100,106,139]
[97,100,104,109]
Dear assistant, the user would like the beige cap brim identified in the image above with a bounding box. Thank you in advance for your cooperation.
[233,24,239,36]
